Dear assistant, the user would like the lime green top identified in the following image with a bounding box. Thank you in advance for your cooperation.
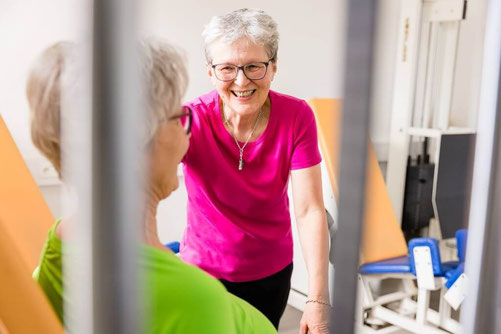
[34,221,276,333]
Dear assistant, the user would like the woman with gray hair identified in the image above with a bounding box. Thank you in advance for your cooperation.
[28,40,276,333]
[181,8,330,333]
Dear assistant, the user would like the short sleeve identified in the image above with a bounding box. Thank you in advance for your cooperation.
[181,100,200,164]
[290,101,322,170]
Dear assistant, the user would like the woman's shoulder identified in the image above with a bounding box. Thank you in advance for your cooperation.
[228,294,277,333]
[270,90,308,106]
[186,89,219,114]
[270,90,311,115]
[140,245,227,298]
[270,90,314,124]
[141,245,275,333]
[140,245,237,333]
[41,219,63,257]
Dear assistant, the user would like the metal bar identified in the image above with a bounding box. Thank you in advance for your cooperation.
[330,1,376,333]
[385,0,423,222]
[461,0,501,332]
[434,22,460,130]
[422,22,438,128]
[475,90,501,332]
[61,3,94,333]
[92,0,141,333]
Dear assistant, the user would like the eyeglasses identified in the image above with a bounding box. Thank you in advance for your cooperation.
[169,106,192,134]
[211,59,274,82]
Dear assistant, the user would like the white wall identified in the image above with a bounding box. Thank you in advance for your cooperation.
[0,0,87,162]
[139,0,346,102]
[450,0,487,128]
[0,0,89,215]
[370,0,401,160]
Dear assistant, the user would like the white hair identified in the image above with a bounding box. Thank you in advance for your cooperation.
[202,8,279,63]
[139,38,189,142]
[27,41,72,175]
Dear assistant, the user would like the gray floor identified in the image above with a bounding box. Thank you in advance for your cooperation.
[278,306,302,334]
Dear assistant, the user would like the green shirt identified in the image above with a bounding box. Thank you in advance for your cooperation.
[34,221,276,333]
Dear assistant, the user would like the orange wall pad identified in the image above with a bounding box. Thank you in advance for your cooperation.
[308,99,407,264]
[0,116,55,270]
[0,217,63,333]
[0,115,62,332]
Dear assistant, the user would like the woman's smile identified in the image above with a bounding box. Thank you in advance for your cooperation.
[231,89,256,98]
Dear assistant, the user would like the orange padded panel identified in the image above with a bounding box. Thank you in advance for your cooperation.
[0,318,10,334]
[0,116,62,332]
[308,99,341,198]
[360,144,408,263]
[308,98,407,264]
[0,116,54,270]
[0,218,63,333]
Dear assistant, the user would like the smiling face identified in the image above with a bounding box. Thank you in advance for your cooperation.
[207,38,277,116]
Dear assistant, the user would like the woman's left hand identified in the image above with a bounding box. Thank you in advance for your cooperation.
[299,302,330,334]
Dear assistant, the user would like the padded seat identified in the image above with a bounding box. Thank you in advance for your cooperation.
[359,238,460,277]
[456,229,468,262]
[359,256,411,274]
[445,230,467,288]
[442,261,460,276]
[445,262,465,289]
[165,241,180,253]
[409,238,459,277]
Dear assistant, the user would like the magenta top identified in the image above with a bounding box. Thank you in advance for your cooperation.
[180,89,321,282]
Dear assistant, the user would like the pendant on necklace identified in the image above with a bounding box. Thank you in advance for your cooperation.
[238,150,244,171]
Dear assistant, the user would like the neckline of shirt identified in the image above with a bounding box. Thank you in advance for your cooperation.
[215,90,275,147]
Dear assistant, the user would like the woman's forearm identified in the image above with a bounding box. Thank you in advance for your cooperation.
[296,209,330,301]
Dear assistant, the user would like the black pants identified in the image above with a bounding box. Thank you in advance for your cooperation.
[219,262,293,329]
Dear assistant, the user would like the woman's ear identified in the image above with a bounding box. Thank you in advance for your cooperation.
[271,58,278,81]
[206,63,213,78]
[207,63,218,86]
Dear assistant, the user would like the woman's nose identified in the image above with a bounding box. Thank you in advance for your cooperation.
[233,68,251,86]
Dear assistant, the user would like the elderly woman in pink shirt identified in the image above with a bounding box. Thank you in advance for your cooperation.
[180,8,330,333]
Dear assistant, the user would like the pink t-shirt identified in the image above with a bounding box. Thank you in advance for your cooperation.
[180,89,321,282]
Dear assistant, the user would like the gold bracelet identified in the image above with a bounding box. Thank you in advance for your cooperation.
[306,299,331,307]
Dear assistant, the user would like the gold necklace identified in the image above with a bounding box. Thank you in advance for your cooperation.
[223,106,263,171]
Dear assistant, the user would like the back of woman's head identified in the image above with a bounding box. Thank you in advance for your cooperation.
[140,38,188,144]
[26,41,72,175]
[26,39,188,176]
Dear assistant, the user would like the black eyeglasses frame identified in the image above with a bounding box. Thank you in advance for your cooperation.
[168,106,192,135]
[211,58,275,82]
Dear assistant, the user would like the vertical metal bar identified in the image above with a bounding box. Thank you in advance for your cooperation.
[385,0,423,222]
[434,22,460,130]
[422,22,438,128]
[62,2,94,333]
[92,0,141,333]
[462,0,501,331]
[330,1,376,333]
[473,130,501,331]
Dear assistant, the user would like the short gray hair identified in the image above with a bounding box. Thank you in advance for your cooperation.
[26,39,188,174]
[26,41,71,175]
[140,38,189,142]
[202,8,279,63]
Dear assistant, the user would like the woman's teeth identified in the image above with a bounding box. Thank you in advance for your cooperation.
[232,90,255,97]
